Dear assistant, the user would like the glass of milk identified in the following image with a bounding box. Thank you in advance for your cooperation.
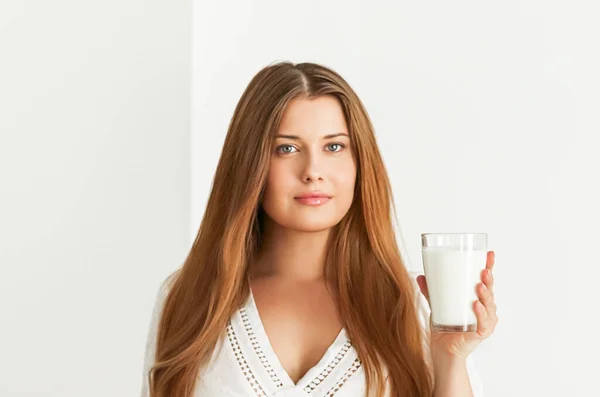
[421,233,487,332]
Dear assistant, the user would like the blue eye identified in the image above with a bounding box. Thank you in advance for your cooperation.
[276,145,297,154]
[327,143,345,152]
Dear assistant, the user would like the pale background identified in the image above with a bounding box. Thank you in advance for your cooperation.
[0,0,191,396]
[1,1,598,396]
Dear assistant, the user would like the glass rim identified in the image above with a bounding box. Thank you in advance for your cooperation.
[421,232,487,237]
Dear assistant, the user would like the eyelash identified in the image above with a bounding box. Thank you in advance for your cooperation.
[275,143,346,154]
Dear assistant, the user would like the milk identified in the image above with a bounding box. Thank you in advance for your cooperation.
[421,247,487,328]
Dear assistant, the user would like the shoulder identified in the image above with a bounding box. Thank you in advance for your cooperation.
[149,269,182,318]
[158,268,181,296]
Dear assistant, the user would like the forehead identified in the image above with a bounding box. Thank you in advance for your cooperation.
[277,95,348,138]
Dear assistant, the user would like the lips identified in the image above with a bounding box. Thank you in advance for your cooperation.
[294,192,332,199]
[294,192,332,206]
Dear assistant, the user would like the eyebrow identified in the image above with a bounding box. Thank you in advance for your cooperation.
[274,133,350,140]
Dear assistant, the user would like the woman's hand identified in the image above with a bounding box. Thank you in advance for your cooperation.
[416,251,498,361]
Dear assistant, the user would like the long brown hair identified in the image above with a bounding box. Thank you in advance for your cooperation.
[148,61,433,397]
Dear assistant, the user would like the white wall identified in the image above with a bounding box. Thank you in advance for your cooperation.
[192,1,599,396]
[0,1,191,396]
[2,1,597,396]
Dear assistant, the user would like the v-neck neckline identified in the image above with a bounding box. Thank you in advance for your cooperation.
[240,284,353,393]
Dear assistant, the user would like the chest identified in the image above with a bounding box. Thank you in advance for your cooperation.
[250,280,344,384]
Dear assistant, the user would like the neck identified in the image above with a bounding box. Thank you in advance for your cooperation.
[251,215,332,282]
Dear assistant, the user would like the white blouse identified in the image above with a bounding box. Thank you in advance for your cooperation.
[140,272,484,396]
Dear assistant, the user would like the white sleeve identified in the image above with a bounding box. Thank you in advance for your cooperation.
[140,272,178,397]
[408,271,484,397]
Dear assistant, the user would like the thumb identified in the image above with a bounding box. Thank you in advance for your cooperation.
[416,275,430,303]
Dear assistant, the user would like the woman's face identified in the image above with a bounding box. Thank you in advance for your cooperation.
[261,95,357,232]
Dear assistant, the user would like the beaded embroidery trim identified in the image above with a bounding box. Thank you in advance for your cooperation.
[240,307,285,388]
[235,298,358,396]
[226,321,269,396]
[302,340,353,393]
[324,358,362,396]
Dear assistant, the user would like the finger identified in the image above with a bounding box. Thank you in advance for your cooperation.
[476,282,496,313]
[416,275,430,303]
[474,300,495,337]
[486,251,495,272]
[481,267,494,293]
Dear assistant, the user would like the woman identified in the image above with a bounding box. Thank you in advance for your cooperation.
[140,61,498,397]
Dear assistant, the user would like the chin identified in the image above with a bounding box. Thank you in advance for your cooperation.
[285,217,342,233]
[292,224,334,233]
[264,207,349,233]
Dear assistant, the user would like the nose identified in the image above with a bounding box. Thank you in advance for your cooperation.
[301,154,324,183]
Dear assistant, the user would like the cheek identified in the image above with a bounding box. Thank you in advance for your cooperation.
[338,169,356,187]
[332,160,357,192]
[263,162,294,204]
